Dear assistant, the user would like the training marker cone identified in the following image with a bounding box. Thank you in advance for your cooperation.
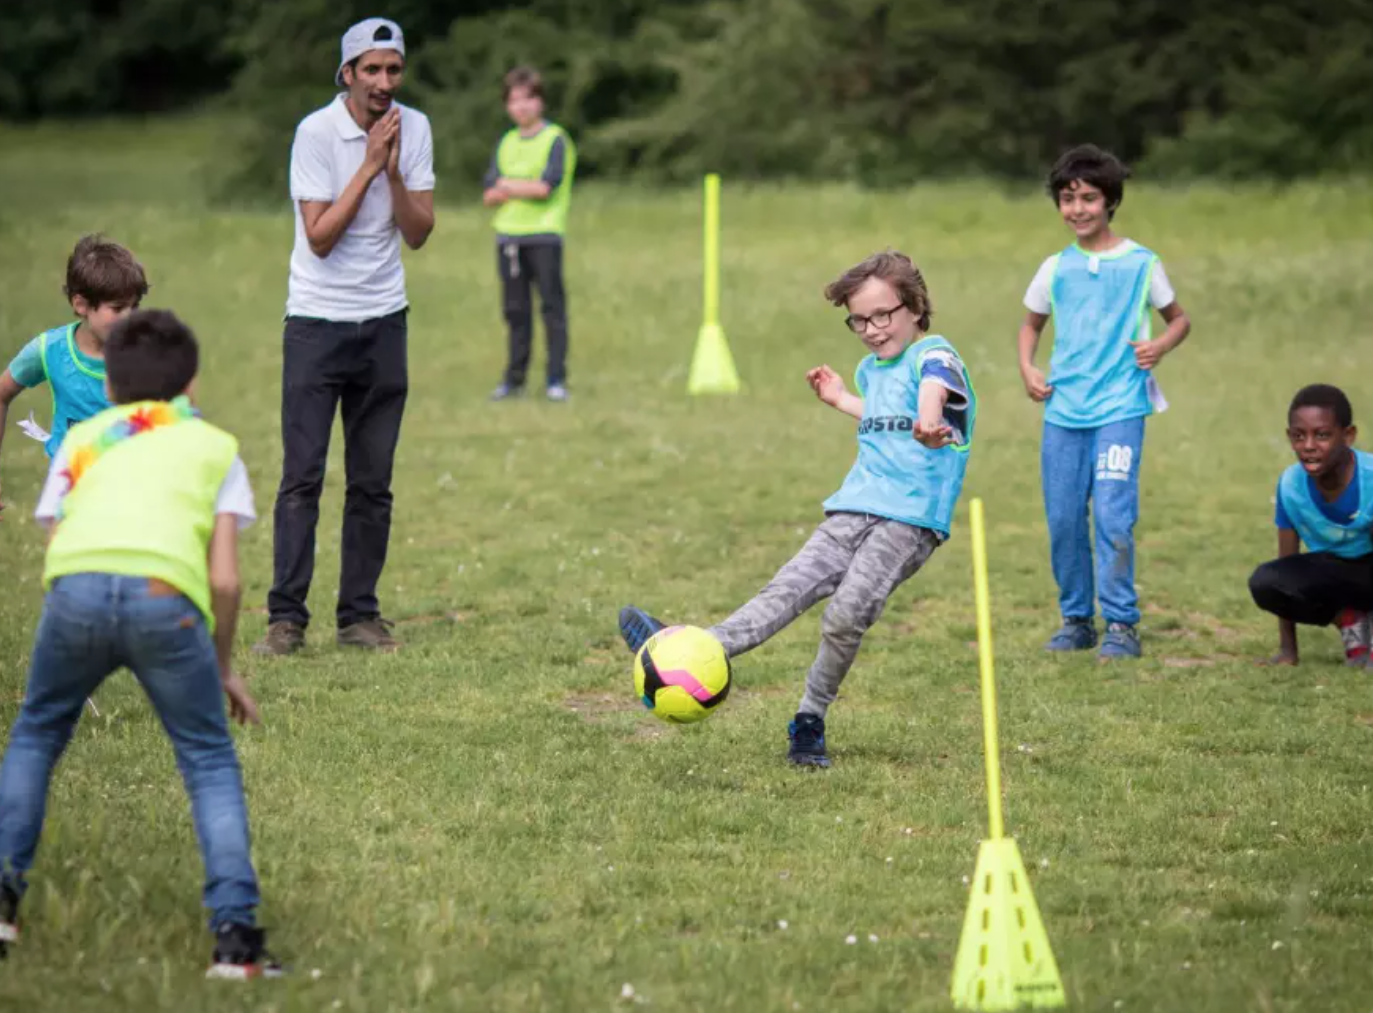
[687,173,741,394]
[950,499,1067,1011]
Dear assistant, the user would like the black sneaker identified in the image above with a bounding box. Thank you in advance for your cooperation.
[206,923,285,981]
[618,606,665,654]
[0,883,19,958]
[787,712,831,768]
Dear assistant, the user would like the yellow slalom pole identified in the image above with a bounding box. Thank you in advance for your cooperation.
[970,497,1004,841]
[952,498,1066,1010]
[687,173,741,395]
[702,173,720,328]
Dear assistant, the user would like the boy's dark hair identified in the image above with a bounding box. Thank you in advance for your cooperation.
[105,310,199,404]
[1289,384,1354,428]
[503,66,544,100]
[824,250,932,331]
[64,234,149,308]
[1047,144,1131,220]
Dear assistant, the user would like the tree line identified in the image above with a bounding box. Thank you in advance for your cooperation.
[4,0,1369,196]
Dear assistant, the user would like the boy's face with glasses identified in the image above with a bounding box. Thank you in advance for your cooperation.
[843,277,918,361]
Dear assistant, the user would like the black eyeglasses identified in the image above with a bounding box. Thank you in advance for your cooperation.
[844,303,906,333]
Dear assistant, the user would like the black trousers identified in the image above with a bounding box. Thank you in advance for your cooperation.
[1249,551,1373,626]
[499,241,568,388]
[268,309,408,629]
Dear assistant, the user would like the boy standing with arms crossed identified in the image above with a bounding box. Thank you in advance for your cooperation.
[1018,145,1191,659]
[483,66,577,402]
[0,310,281,978]
[0,235,147,512]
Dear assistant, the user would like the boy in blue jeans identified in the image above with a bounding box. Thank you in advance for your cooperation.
[0,235,147,513]
[0,310,282,978]
[1017,145,1192,659]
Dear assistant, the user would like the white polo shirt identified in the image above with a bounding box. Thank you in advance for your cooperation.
[286,94,435,322]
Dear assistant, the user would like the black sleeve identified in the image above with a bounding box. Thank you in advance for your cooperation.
[482,149,500,189]
[540,136,567,189]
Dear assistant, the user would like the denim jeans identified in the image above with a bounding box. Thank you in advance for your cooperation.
[1041,418,1146,625]
[0,573,260,930]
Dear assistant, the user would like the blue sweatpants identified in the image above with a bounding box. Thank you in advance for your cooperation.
[1041,418,1145,625]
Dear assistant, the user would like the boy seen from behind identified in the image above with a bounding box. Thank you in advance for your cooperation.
[0,310,282,978]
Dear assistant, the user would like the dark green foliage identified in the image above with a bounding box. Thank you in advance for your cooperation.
[6,0,1370,193]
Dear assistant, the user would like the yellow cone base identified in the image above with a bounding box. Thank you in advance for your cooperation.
[687,323,741,395]
[951,838,1066,1011]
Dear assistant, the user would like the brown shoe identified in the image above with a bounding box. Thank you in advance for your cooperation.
[337,618,400,652]
[252,621,305,657]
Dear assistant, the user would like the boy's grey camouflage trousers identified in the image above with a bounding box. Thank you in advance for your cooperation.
[709,511,940,718]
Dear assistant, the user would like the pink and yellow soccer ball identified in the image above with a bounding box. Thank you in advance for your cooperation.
[633,625,732,724]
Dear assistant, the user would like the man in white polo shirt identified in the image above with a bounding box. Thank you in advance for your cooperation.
[256,17,435,656]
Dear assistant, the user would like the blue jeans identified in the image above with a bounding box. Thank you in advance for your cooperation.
[0,574,259,930]
[1041,418,1145,625]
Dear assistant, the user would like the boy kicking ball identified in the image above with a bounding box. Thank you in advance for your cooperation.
[620,251,976,768]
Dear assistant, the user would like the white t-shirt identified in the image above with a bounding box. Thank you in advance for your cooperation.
[286,94,436,322]
[1023,240,1176,315]
[35,454,257,530]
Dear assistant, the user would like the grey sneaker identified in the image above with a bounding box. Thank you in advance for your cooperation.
[545,383,569,402]
[1099,622,1142,660]
[1336,610,1371,667]
[490,383,523,401]
[252,622,305,657]
[337,618,400,652]
[1045,618,1097,652]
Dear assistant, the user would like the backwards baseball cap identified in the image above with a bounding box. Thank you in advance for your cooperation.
[335,18,406,87]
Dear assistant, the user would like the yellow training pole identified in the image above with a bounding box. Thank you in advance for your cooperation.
[970,497,1004,841]
[687,173,741,394]
[952,498,1066,1010]
[702,172,720,329]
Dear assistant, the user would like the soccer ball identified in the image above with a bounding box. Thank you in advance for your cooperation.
[633,625,732,724]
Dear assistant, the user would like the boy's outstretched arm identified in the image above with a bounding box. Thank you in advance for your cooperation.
[1268,527,1301,665]
[1017,311,1053,401]
[0,369,25,514]
[807,365,863,419]
[1132,302,1191,369]
[913,380,954,449]
[208,514,260,725]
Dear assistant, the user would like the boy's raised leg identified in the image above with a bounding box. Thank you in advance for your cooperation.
[708,513,864,658]
[1041,422,1098,649]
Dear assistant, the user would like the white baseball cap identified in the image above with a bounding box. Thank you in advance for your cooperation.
[335,18,406,87]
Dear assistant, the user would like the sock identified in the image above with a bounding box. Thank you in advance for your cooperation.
[1336,609,1370,661]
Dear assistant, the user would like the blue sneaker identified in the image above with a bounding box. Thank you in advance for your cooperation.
[1099,622,1142,660]
[618,606,665,654]
[1045,618,1097,652]
[787,713,831,768]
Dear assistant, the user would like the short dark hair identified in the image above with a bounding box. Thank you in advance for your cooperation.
[1047,145,1131,220]
[503,66,544,100]
[1289,384,1354,428]
[64,234,149,308]
[824,250,933,331]
[105,309,199,404]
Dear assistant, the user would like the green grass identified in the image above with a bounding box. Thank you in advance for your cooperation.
[0,116,1372,1011]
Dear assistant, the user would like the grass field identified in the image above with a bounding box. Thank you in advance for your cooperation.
[0,116,1371,1012]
